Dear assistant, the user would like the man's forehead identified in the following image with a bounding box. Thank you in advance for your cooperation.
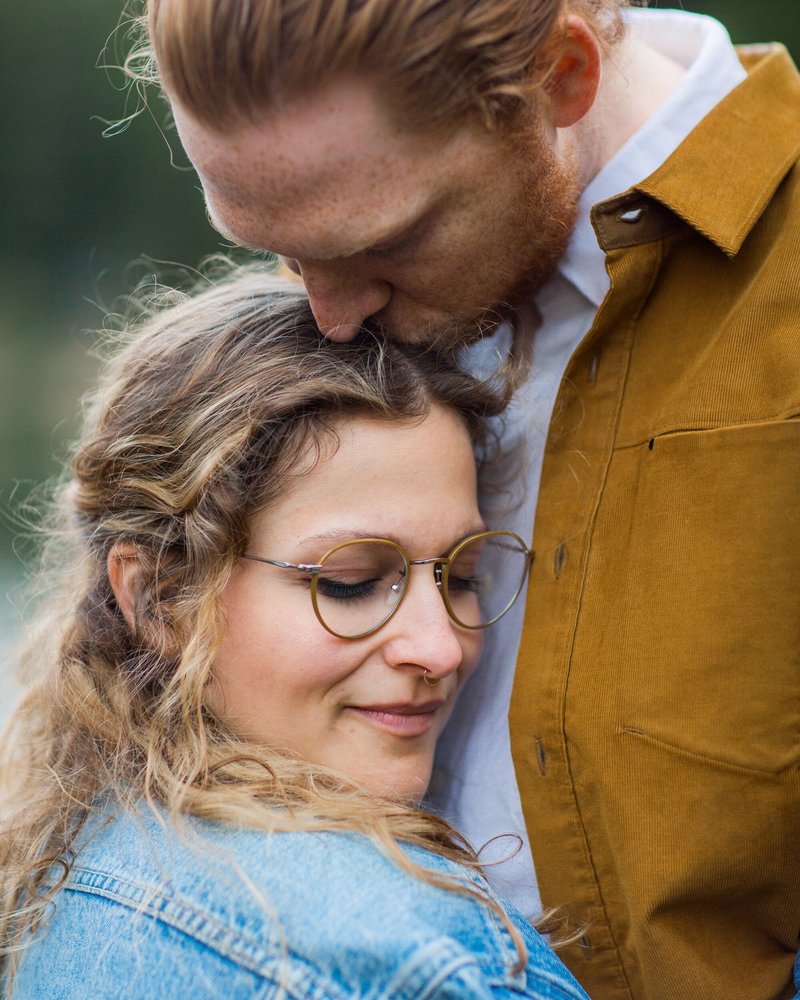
[200,151,436,261]
[175,79,441,194]
[173,83,472,259]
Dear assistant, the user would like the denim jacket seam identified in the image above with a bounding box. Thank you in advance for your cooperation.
[251,960,355,1000]
[394,850,525,988]
[383,939,481,1000]
[384,932,540,999]
[402,953,587,1000]
[61,871,536,1000]
[62,873,363,1000]
[64,867,282,975]
[64,870,497,1000]
[470,891,528,989]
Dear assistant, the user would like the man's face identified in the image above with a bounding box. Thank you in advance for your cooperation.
[173,79,579,346]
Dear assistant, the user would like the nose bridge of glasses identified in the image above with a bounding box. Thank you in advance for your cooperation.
[408,556,447,594]
[408,556,446,591]
[389,558,458,638]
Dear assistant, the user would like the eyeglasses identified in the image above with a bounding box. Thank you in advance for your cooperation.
[243,530,534,640]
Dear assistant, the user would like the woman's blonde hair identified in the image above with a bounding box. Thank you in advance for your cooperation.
[0,266,518,977]
[130,0,631,133]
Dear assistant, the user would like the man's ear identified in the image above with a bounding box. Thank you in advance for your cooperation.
[542,15,602,129]
[107,542,145,631]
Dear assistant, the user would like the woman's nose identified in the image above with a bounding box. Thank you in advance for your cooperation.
[380,568,465,679]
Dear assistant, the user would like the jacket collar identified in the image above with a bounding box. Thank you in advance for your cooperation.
[636,46,800,257]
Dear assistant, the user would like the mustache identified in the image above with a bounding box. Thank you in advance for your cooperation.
[362,302,510,354]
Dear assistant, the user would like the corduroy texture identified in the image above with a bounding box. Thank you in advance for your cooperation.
[512,45,800,1000]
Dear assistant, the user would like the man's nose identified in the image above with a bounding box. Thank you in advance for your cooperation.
[293,260,392,342]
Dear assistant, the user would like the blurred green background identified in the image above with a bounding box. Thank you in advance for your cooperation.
[1,2,799,670]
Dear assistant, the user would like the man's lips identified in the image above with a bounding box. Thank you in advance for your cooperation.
[345,700,446,736]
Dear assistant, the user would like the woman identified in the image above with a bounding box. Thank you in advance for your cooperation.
[0,269,588,998]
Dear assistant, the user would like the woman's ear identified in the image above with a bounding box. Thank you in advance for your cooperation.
[542,15,602,129]
[107,542,145,631]
[108,542,184,662]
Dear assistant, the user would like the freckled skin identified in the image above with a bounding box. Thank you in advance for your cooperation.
[172,78,579,344]
[207,408,485,804]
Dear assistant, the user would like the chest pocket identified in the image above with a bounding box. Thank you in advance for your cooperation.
[601,418,800,775]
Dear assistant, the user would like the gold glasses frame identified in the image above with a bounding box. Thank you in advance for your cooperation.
[243,530,534,641]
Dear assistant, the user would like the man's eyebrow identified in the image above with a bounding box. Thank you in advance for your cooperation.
[204,200,408,259]
[204,194,437,261]
[205,205,265,253]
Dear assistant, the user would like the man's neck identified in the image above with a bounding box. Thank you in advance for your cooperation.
[564,35,688,190]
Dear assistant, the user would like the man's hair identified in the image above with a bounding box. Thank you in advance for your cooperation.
[135,0,631,132]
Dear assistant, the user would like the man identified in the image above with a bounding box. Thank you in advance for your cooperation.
[140,1,800,996]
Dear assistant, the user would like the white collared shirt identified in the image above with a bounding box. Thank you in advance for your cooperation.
[430,8,747,917]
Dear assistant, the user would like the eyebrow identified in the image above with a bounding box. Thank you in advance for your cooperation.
[297,526,488,552]
[206,183,438,261]
[205,204,266,253]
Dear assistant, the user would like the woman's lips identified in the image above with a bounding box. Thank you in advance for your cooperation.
[345,701,445,736]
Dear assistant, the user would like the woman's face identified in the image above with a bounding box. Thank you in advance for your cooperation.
[209,405,485,802]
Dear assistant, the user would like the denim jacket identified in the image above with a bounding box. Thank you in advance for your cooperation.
[13,806,589,999]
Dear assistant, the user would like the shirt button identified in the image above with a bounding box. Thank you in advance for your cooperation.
[618,206,644,224]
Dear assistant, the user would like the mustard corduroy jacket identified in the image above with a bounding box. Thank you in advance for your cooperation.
[513,45,800,1000]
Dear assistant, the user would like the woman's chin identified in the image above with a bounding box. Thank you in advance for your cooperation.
[357,758,434,805]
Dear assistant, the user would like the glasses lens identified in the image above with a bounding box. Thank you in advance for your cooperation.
[314,540,408,638]
[445,533,530,628]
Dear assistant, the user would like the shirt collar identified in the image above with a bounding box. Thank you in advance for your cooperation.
[557,9,747,307]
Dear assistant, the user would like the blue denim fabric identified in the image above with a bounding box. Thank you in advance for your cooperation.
[12,806,589,999]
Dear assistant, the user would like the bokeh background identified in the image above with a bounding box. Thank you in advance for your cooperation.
[2,2,799,704]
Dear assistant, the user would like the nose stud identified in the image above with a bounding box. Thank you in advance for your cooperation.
[422,669,441,687]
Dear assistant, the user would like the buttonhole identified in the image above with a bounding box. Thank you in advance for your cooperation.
[554,543,567,580]
[648,438,655,451]
[579,934,593,957]
[535,736,549,776]
[588,352,600,386]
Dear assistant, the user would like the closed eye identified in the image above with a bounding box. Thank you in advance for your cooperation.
[363,214,433,261]
[447,573,488,596]
[316,577,381,601]
[364,236,414,261]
